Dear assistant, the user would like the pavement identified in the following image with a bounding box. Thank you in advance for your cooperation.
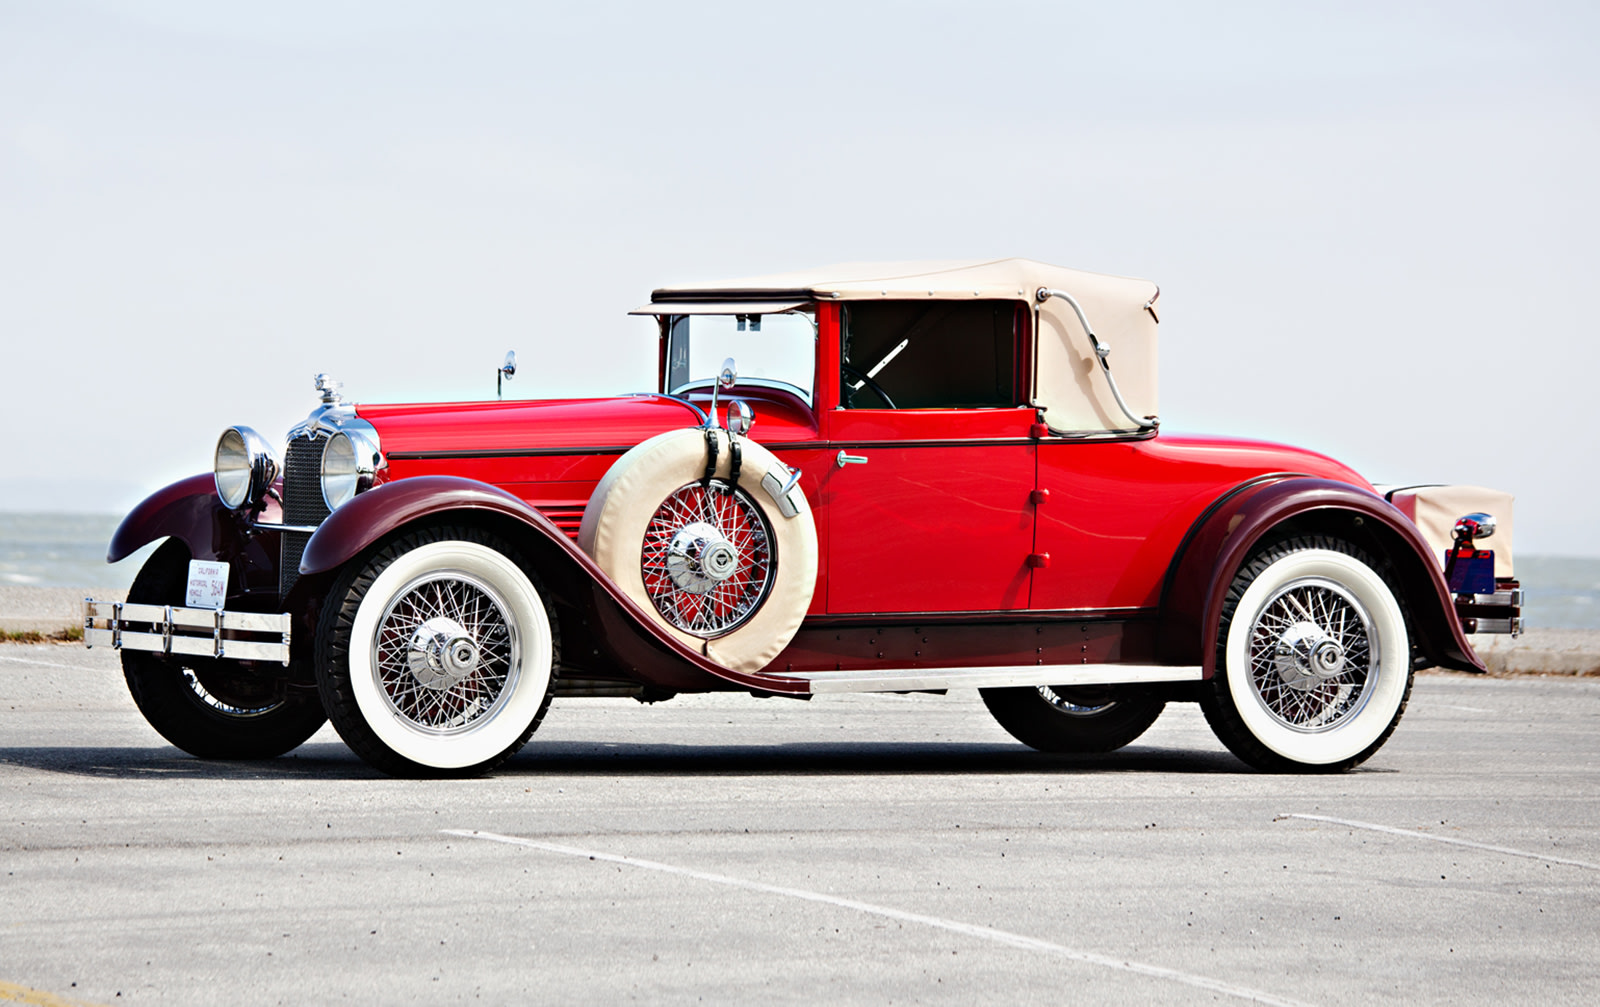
[0,644,1597,1005]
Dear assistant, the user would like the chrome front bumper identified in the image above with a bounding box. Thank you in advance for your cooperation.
[83,600,291,664]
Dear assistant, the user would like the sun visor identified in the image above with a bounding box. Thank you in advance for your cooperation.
[629,301,810,316]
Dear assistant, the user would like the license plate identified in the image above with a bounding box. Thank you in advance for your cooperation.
[185,560,230,610]
[1445,549,1494,594]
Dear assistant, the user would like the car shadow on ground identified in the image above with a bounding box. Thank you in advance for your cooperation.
[0,740,1263,780]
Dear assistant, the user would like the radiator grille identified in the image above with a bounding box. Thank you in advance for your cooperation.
[280,433,330,597]
[280,531,312,599]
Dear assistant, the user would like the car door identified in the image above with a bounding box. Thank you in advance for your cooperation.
[821,299,1037,615]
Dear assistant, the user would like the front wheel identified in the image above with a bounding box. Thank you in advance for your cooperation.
[122,540,327,759]
[1200,536,1413,772]
[315,526,558,777]
[981,685,1165,753]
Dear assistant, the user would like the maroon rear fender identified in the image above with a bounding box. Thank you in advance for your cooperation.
[296,476,811,696]
[109,474,227,563]
[1159,477,1484,676]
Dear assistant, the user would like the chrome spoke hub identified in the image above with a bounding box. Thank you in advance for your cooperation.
[665,521,741,595]
[1246,577,1374,732]
[642,480,775,639]
[371,572,519,734]
[406,616,481,691]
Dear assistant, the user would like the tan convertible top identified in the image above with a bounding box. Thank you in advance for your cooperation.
[643,258,1161,434]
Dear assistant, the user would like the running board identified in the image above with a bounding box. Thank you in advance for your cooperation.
[767,664,1202,695]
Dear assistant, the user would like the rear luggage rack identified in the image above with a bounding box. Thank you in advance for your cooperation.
[83,600,292,664]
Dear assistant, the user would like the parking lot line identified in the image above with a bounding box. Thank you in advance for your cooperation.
[444,829,1311,1007]
[0,979,105,1006]
[1279,813,1600,871]
[0,654,88,672]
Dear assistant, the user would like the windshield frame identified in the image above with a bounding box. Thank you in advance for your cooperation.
[661,308,818,407]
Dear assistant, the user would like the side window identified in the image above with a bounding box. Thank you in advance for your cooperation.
[840,301,1023,409]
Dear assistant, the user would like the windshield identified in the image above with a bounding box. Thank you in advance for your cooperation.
[664,311,816,406]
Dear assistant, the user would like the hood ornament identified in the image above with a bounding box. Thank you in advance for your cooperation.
[299,373,347,440]
[315,373,343,406]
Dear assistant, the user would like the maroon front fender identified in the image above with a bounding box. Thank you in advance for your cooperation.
[298,476,560,576]
[109,474,227,563]
[297,476,811,695]
[1159,477,1483,676]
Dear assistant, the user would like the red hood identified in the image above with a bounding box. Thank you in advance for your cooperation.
[358,392,817,456]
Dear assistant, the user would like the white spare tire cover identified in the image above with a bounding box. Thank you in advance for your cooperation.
[578,428,817,674]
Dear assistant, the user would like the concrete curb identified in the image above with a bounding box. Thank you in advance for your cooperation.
[1468,628,1600,676]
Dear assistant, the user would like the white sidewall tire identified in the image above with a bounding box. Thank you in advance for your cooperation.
[1223,548,1409,766]
[579,428,817,674]
[345,540,554,770]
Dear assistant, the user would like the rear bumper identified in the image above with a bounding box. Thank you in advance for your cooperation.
[1456,583,1523,637]
[84,599,291,665]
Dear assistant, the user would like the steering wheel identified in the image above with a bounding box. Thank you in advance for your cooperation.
[841,364,897,409]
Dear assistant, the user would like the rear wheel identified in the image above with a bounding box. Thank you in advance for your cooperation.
[122,540,327,759]
[1200,535,1413,772]
[315,526,558,777]
[981,685,1165,753]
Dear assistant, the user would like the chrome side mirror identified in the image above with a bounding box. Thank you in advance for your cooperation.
[706,357,738,430]
[498,351,516,399]
[1454,512,1496,542]
[726,399,754,436]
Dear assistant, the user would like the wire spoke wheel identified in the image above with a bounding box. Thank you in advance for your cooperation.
[1245,577,1374,732]
[369,571,519,733]
[981,684,1166,754]
[182,669,284,718]
[1037,685,1118,716]
[317,531,557,776]
[120,539,326,760]
[640,479,775,639]
[1203,537,1413,772]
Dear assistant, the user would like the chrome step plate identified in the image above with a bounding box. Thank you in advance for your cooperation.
[767,663,1202,694]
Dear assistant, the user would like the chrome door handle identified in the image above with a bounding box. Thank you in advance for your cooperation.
[836,451,868,467]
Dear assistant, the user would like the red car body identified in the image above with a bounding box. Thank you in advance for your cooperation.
[93,259,1515,775]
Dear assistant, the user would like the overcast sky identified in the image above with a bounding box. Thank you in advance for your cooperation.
[2,1,1596,555]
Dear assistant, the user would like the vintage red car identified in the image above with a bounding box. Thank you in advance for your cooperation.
[85,259,1521,776]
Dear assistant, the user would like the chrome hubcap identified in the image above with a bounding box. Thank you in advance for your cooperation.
[372,572,519,733]
[1247,577,1375,732]
[665,521,741,594]
[1271,622,1347,692]
[406,616,481,691]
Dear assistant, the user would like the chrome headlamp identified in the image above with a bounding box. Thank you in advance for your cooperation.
[320,428,380,511]
[214,426,280,510]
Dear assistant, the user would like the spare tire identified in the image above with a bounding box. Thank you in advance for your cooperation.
[579,427,817,674]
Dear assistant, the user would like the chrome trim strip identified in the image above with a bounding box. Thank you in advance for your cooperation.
[252,522,322,534]
[385,446,634,461]
[770,663,1202,694]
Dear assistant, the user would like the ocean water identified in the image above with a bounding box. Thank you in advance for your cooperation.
[2,513,1597,629]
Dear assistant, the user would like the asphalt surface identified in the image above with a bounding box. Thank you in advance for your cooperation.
[0,645,1596,1006]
